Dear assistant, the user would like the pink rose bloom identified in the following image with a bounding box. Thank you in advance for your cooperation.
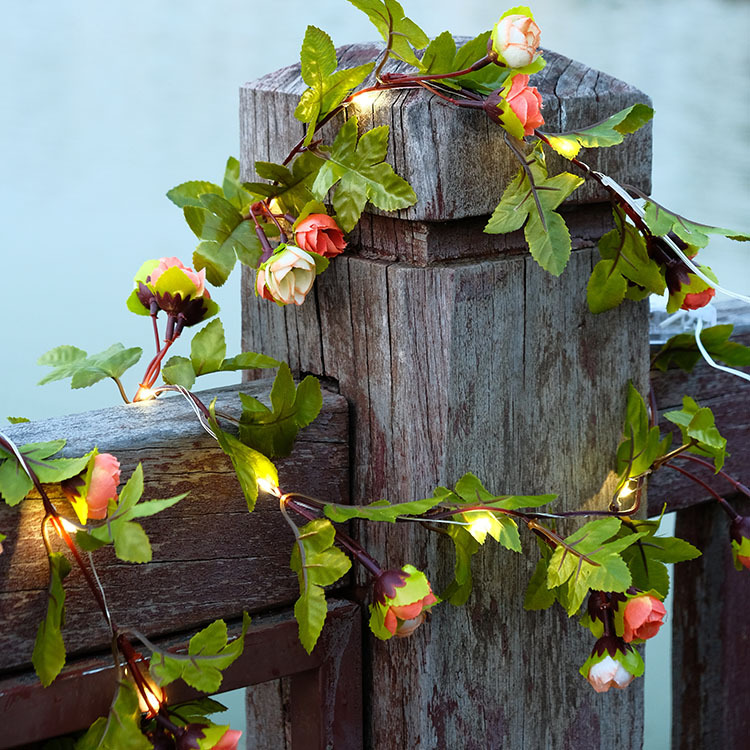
[148,257,210,299]
[385,590,439,638]
[587,654,635,693]
[491,14,542,68]
[295,214,347,259]
[681,286,715,310]
[211,729,243,750]
[506,75,544,136]
[622,595,667,643]
[86,453,121,520]
[255,268,274,301]
[258,245,316,306]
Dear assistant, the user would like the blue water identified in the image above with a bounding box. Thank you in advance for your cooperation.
[2,1,748,747]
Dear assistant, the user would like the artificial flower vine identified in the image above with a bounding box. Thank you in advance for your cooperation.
[2,2,750,746]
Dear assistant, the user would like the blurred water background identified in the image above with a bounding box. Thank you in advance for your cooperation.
[2,1,748,747]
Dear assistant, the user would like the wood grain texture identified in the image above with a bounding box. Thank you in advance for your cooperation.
[0,382,349,674]
[242,249,650,749]
[648,328,750,515]
[240,43,652,228]
[671,497,750,750]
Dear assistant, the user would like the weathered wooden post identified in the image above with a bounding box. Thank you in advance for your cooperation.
[241,46,652,747]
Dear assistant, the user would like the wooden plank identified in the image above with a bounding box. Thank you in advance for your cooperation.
[0,383,349,674]
[240,44,652,229]
[0,599,361,750]
[242,247,650,749]
[671,498,750,750]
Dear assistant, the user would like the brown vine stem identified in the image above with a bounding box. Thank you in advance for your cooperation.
[664,463,741,521]
[112,377,130,405]
[678,453,750,499]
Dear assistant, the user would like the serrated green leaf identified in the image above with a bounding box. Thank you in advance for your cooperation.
[524,555,556,610]
[37,344,142,389]
[238,364,323,458]
[191,319,227,376]
[222,156,255,212]
[290,519,351,653]
[485,145,583,275]
[324,495,442,523]
[664,396,727,471]
[76,680,151,750]
[149,613,251,693]
[7,416,30,424]
[311,117,417,232]
[587,259,628,314]
[616,382,664,482]
[210,406,278,512]
[219,352,280,371]
[166,180,223,209]
[440,525,480,606]
[347,0,428,68]
[32,552,71,687]
[542,103,653,159]
[652,324,750,373]
[161,355,196,389]
[245,152,326,216]
[643,201,750,249]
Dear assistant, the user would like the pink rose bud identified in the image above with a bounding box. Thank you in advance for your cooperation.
[505,74,545,136]
[681,286,716,310]
[295,214,347,259]
[62,453,121,521]
[257,244,317,306]
[149,257,209,299]
[255,268,274,301]
[622,594,667,643]
[211,729,243,750]
[580,635,644,693]
[490,14,542,68]
[369,565,438,640]
[730,516,750,571]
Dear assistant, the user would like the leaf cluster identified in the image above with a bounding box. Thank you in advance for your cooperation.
[485,144,583,276]
[651,324,750,373]
[37,344,142,390]
[664,396,728,471]
[75,464,187,563]
[290,518,352,653]
[148,613,251,693]
[161,319,279,390]
[0,439,92,507]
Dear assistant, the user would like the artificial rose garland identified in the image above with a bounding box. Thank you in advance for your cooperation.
[256,244,317,306]
[622,594,667,643]
[369,565,438,639]
[62,452,121,522]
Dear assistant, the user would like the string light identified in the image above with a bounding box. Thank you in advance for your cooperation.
[257,477,282,498]
[468,516,493,537]
[133,385,158,402]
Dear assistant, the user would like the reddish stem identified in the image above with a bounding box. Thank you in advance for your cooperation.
[665,463,741,521]
[678,454,750,499]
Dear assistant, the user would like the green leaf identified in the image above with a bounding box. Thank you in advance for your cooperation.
[524,551,556,610]
[245,152,326,216]
[547,518,645,615]
[311,117,417,232]
[664,396,728,471]
[616,382,664,482]
[210,405,278,512]
[149,613,251,693]
[219,352,280,371]
[191,319,227,376]
[290,518,352,653]
[76,680,152,750]
[37,344,142,389]
[652,324,750,373]
[166,180,223,209]
[347,0,428,68]
[222,156,255,212]
[644,201,750,249]
[161,356,196,389]
[485,144,583,276]
[295,26,374,144]
[32,552,71,687]
[238,364,323,458]
[0,440,92,506]
[440,525,481,606]
[184,193,263,286]
[587,259,628,314]
[7,416,30,424]
[542,103,654,159]
[324,495,442,523]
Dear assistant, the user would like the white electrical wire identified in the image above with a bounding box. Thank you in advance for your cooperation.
[0,430,35,483]
[595,172,750,306]
[694,317,750,384]
[173,385,217,440]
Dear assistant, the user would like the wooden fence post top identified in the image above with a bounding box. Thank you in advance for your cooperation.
[240,41,652,227]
